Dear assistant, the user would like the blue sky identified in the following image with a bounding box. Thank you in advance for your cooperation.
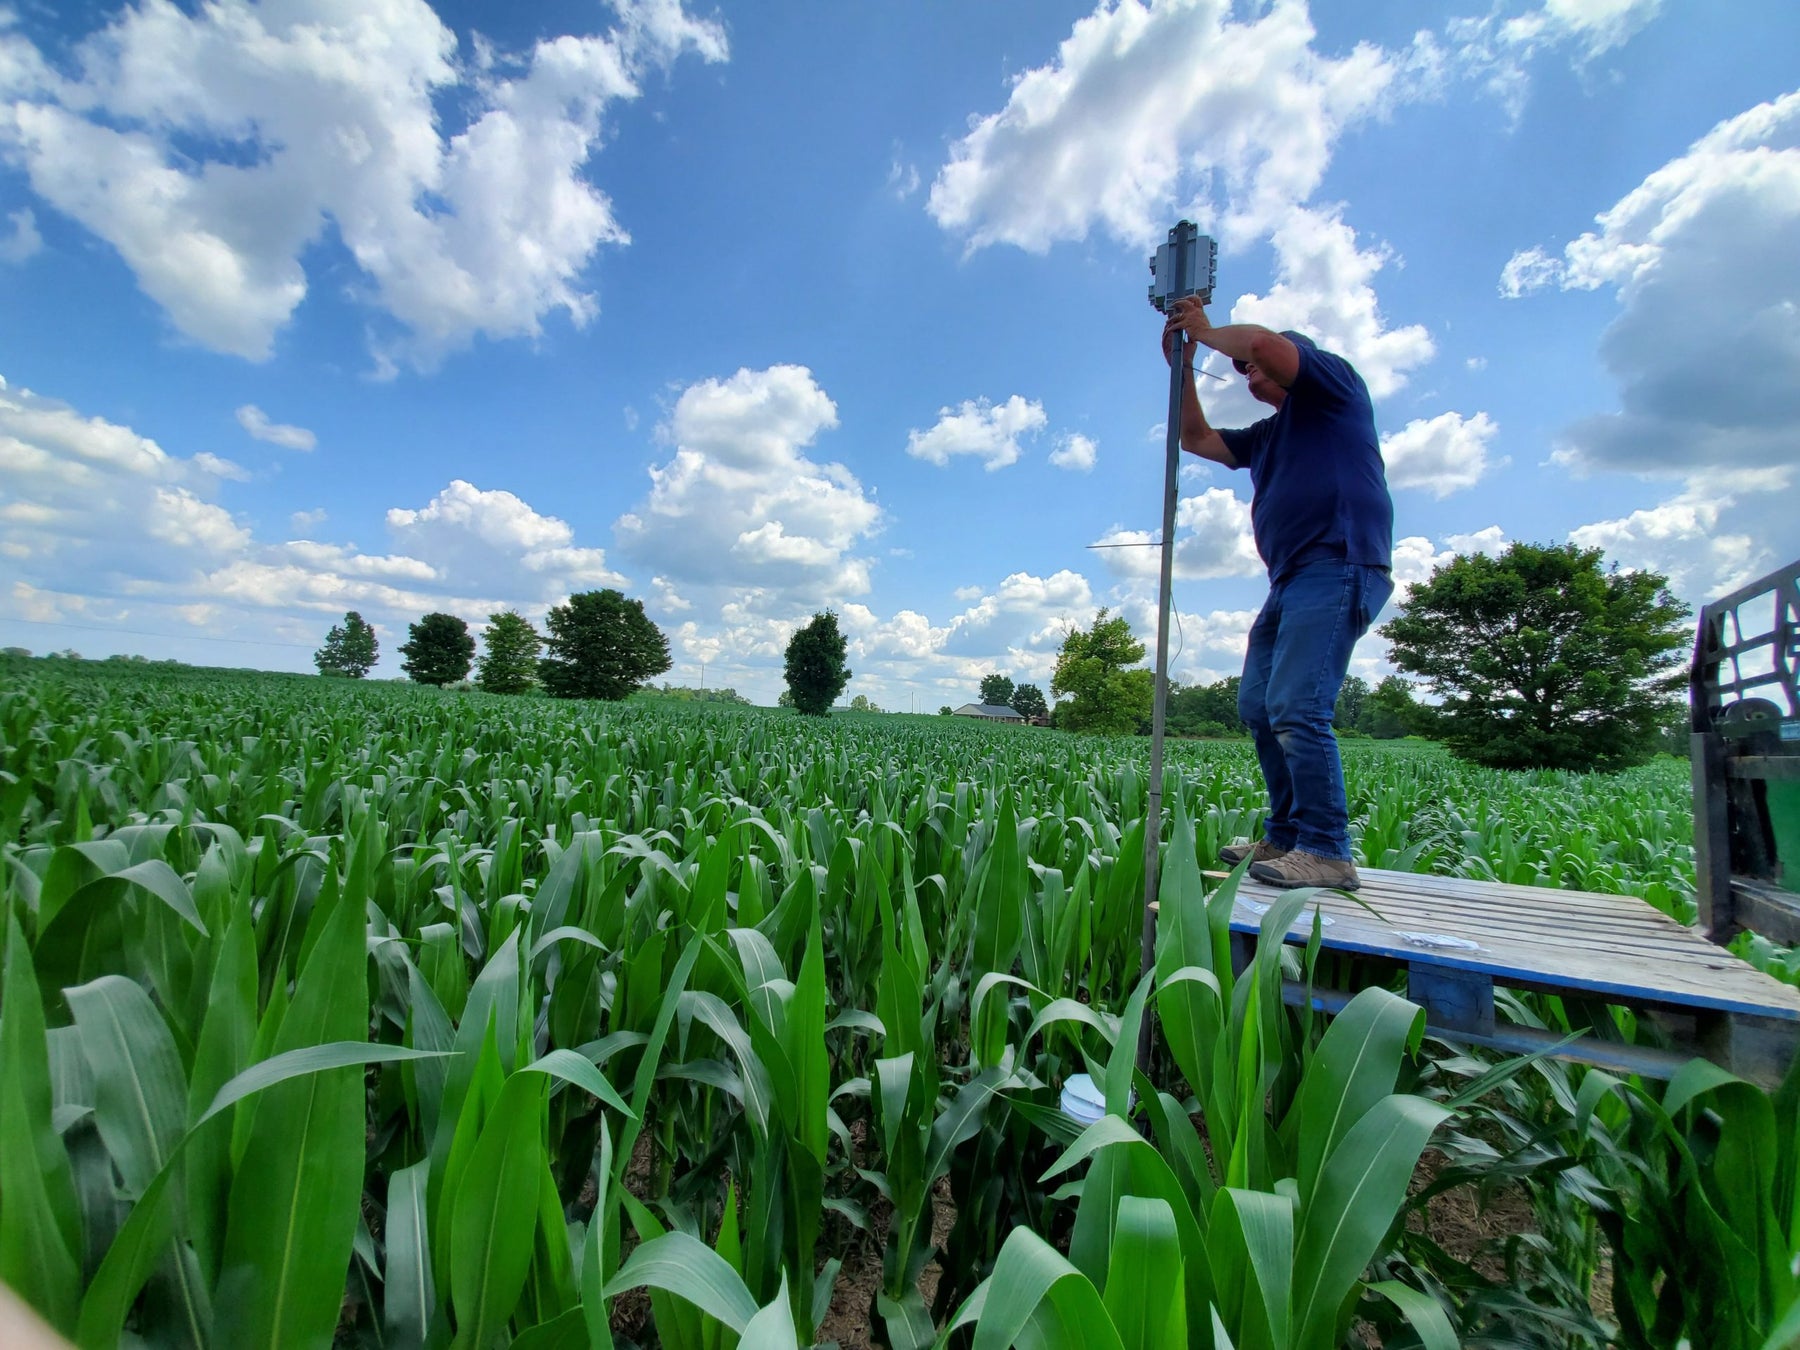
[2,0,1796,708]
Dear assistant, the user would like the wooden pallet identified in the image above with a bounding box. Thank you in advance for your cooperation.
[1194,867,1800,1084]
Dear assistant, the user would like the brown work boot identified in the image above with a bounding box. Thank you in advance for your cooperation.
[1249,849,1361,891]
[1219,838,1288,868]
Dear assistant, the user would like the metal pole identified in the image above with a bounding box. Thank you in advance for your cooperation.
[1135,243,1191,1082]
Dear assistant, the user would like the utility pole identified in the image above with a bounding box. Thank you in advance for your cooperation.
[1136,221,1218,1084]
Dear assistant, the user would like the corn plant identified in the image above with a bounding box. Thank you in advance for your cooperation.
[0,663,1757,1349]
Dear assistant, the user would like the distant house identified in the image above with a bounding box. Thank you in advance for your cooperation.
[953,702,1025,722]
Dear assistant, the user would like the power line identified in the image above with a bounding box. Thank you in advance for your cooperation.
[0,616,317,649]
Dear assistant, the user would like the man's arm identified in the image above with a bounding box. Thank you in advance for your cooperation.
[1164,298,1300,388]
[1167,355,1237,467]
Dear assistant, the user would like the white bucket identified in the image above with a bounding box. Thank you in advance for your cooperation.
[1059,1073,1108,1125]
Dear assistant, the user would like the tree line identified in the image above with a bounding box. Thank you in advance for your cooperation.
[313,589,672,700]
[308,542,1692,768]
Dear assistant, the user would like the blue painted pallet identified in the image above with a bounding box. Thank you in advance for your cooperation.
[1200,867,1800,1081]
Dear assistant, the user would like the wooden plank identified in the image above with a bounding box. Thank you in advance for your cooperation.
[1209,865,1699,941]
[1733,880,1800,946]
[1219,878,1693,958]
[1207,868,1688,931]
[1211,869,1800,1021]
[1308,897,1722,964]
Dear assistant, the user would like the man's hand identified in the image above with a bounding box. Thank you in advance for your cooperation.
[1161,295,1211,365]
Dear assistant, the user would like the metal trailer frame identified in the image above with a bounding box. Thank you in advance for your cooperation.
[1690,556,1800,944]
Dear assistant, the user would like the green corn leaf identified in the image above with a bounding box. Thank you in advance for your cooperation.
[1154,790,1212,981]
[1103,971,1152,1119]
[580,1121,616,1350]
[1154,966,1227,1144]
[925,1065,1010,1184]
[618,936,702,1175]
[36,841,128,932]
[681,990,774,1143]
[1758,1291,1800,1350]
[1364,1280,1459,1350]
[519,1047,634,1119]
[878,1287,937,1350]
[438,1020,508,1295]
[968,1227,1125,1350]
[1290,1094,1451,1350]
[741,1272,800,1350]
[384,1160,434,1347]
[213,865,371,1350]
[0,912,82,1334]
[1102,1195,1186,1350]
[185,903,257,1285]
[602,1230,761,1332]
[1207,1187,1292,1350]
[972,792,1024,980]
[508,1306,589,1350]
[75,1042,448,1350]
[195,1042,450,1130]
[450,1071,550,1349]
[65,974,207,1341]
[404,952,455,1144]
[785,904,830,1165]
[1294,986,1425,1213]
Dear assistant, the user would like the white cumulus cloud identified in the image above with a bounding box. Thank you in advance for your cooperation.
[0,206,40,262]
[1049,432,1097,472]
[0,372,643,665]
[1508,91,1800,476]
[0,0,727,369]
[614,365,881,613]
[1570,469,1791,602]
[1093,487,1264,582]
[1449,0,1664,118]
[927,0,1440,400]
[237,404,317,451]
[1382,410,1500,497]
[906,395,1047,471]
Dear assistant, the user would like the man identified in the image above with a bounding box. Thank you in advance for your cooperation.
[1161,297,1393,890]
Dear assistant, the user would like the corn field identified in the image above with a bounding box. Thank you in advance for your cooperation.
[2,663,1796,1350]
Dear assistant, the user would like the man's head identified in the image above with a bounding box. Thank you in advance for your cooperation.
[1234,331,1314,407]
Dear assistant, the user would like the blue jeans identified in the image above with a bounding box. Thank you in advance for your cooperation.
[1238,561,1394,861]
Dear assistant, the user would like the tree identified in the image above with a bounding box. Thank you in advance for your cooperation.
[2,646,31,658]
[1360,675,1421,740]
[477,610,543,695]
[1011,683,1048,721]
[1051,609,1153,735]
[938,705,954,716]
[538,589,671,700]
[400,612,476,686]
[315,611,378,678]
[641,683,752,706]
[784,611,852,716]
[1382,541,1692,771]
[1333,674,1370,731]
[979,673,1016,707]
[849,694,883,713]
[1166,677,1244,737]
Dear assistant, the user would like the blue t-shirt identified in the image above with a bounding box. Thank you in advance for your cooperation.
[1217,341,1393,582]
